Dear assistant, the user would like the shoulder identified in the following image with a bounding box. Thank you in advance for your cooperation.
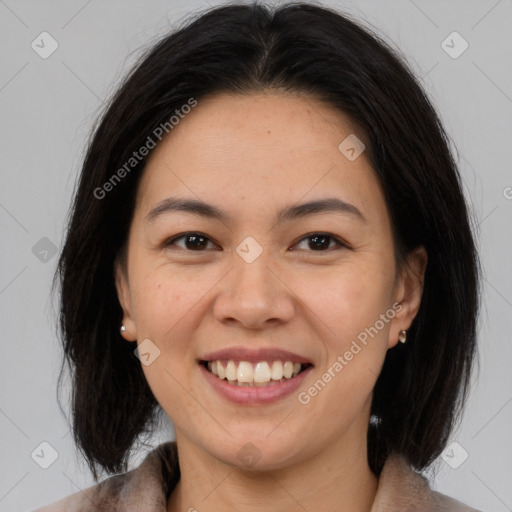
[31,442,179,512]
[429,488,483,512]
[373,452,483,511]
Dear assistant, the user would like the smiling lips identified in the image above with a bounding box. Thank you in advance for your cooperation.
[200,347,313,388]
[206,360,306,386]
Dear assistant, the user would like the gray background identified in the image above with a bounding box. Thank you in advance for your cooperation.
[1,0,511,510]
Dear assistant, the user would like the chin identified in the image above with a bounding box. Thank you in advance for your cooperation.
[207,433,307,472]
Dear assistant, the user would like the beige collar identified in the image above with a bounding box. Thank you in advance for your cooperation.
[34,442,480,511]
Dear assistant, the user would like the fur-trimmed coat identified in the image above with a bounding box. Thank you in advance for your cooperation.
[33,442,481,511]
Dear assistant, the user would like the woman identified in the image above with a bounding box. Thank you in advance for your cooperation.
[35,2,482,511]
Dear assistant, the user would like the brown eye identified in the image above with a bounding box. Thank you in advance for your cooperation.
[293,233,347,251]
[164,232,216,251]
[163,232,348,253]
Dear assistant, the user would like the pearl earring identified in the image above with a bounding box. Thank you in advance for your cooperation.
[370,414,382,427]
[120,324,126,334]
[398,329,407,343]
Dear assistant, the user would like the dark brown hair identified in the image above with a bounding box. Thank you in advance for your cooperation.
[52,0,481,481]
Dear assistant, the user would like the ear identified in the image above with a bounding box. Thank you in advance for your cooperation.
[114,255,137,341]
[388,246,428,349]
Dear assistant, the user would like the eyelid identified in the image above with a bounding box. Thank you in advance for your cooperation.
[292,232,349,251]
[163,231,350,252]
[163,231,219,251]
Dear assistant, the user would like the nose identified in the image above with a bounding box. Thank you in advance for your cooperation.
[212,249,295,330]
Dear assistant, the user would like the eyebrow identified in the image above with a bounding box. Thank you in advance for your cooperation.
[144,196,367,225]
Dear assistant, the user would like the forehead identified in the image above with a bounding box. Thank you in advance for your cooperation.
[134,91,385,225]
[154,91,363,156]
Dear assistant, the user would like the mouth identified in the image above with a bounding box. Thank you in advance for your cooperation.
[198,347,314,404]
[200,359,313,387]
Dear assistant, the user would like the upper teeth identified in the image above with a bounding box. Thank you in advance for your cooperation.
[208,360,303,385]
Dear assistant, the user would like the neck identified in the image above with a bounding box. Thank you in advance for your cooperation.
[167,419,378,512]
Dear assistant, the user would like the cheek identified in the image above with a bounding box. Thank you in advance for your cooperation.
[132,267,200,336]
[291,260,394,345]
[134,272,198,416]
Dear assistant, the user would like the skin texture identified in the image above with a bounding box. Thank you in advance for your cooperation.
[115,91,427,512]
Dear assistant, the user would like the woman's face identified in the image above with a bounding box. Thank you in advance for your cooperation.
[116,91,426,470]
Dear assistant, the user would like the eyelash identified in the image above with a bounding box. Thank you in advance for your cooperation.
[162,232,349,253]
